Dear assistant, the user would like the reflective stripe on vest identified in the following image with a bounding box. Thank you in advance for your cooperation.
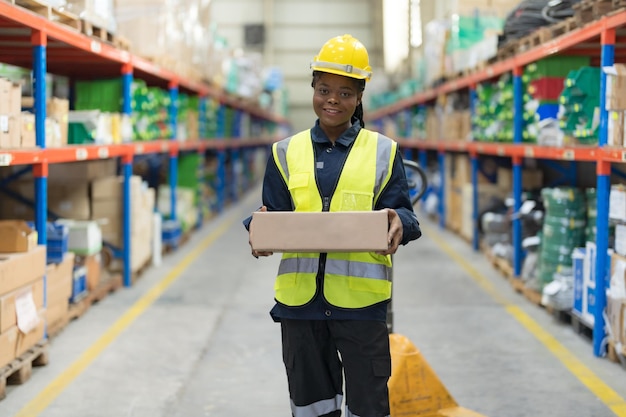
[271,129,397,309]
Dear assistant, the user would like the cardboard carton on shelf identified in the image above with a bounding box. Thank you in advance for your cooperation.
[0,277,45,333]
[249,211,389,253]
[0,220,38,253]
[604,64,626,111]
[0,246,46,296]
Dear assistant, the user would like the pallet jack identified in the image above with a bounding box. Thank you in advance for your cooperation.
[388,162,488,417]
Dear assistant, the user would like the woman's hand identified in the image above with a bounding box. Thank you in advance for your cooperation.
[376,208,403,256]
[249,206,274,258]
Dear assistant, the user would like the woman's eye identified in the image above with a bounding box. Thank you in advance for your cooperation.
[318,88,329,94]
[340,92,352,98]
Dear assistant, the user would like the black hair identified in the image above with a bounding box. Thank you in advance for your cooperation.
[312,71,366,128]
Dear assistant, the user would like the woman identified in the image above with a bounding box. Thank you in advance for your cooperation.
[246,34,421,417]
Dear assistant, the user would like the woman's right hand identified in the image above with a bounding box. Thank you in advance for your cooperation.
[249,206,274,258]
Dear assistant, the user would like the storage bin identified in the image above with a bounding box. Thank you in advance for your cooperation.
[70,265,88,304]
[28,222,69,264]
[162,220,182,247]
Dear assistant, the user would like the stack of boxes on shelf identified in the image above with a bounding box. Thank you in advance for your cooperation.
[604,64,626,147]
[0,222,47,368]
[0,79,23,149]
[92,174,155,275]
[0,159,157,279]
[607,185,626,352]
[442,153,544,244]
[0,77,70,150]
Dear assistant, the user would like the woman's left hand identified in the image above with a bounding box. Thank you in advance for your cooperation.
[376,208,403,256]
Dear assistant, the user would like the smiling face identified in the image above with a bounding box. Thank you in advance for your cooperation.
[312,72,363,142]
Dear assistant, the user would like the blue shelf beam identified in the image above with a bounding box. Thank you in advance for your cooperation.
[121,63,133,287]
[168,80,179,221]
[512,66,524,278]
[593,29,615,357]
[216,104,227,212]
[32,30,47,246]
[469,84,479,251]
[438,151,446,229]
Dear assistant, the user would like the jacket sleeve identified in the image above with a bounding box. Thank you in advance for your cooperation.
[374,149,421,245]
[242,152,293,231]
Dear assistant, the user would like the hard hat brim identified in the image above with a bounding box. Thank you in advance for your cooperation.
[311,60,372,81]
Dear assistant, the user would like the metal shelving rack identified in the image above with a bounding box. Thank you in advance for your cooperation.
[366,11,626,357]
[0,2,289,288]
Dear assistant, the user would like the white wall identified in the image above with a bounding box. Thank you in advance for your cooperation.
[210,0,384,133]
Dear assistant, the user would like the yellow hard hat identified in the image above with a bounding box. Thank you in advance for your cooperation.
[311,34,372,81]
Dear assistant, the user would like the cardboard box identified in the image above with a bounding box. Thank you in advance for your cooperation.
[20,112,36,148]
[496,167,544,191]
[604,65,626,110]
[91,175,142,201]
[0,220,38,253]
[46,252,75,305]
[607,295,626,344]
[0,78,22,116]
[0,115,20,149]
[15,310,45,357]
[0,278,44,333]
[48,159,117,182]
[610,185,626,222]
[0,246,46,295]
[0,326,18,367]
[46,300,68,327]
[608,111,626,147]
[75,252,102,291]
[249,211,389,253]
[48,182,91,220]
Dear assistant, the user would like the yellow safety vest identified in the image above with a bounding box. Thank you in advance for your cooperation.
[271,128,397,309]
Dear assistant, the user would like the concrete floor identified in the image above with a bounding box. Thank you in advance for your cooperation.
[1,185,626,417]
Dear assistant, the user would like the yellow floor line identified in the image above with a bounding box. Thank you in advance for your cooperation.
[15,214,238,417]
[422,223,626,417]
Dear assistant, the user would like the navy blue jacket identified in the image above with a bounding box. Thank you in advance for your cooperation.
[244,121,421,322]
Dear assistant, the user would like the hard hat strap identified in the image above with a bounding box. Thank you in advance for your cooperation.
[311,60,371,79]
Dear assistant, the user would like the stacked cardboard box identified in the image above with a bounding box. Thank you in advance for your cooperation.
[0,222,47,368]
[0,160,117,221]
[604,65,626,147]
[91,175,154,272]
[0,78,22,149]
[607,252,626,349]
[45,252,74,330]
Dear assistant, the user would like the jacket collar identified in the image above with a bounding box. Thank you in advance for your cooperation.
[311,120,361,148]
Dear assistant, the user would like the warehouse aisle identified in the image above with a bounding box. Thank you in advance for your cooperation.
[1,186,626,417]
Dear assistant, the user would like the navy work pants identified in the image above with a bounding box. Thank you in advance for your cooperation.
[280,319,391,417]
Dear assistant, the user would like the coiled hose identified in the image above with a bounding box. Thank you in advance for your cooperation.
[499,0,582,46]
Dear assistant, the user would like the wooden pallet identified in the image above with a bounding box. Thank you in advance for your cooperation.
[546,305,572,324]
[131,257,152,283]
[509,277,524,294]
[496,40,519,60]
[573,0,615,25]
[570,312,593,341]
[67,272,124,322]
[0,341,48,401]
[480,242,513,280]
[81,20,131,51]
[518,27,552,53]
[522,286,543,307]
[613,0,626,9]
[11,0,81,31]
[548,17,579,39]
[607,340,626,367]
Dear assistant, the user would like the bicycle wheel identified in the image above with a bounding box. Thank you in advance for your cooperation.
[402,159,428,206]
